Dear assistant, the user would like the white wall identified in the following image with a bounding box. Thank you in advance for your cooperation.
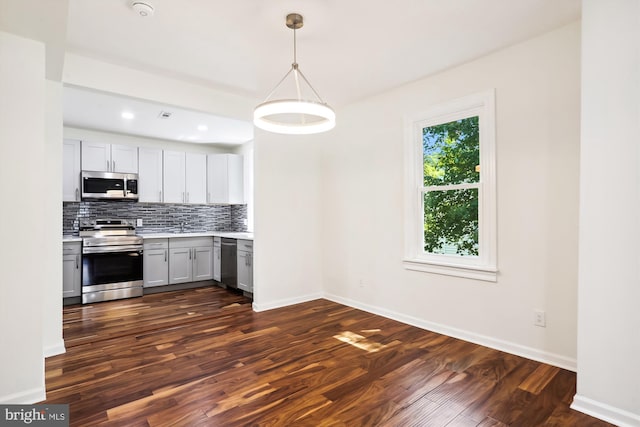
[573,1,640,425]
[43,80,65,357]
[319,22,581,368]
[63,53,256,122]
[0,31,47,403]
[252,130,324,311]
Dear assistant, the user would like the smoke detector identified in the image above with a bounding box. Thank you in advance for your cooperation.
[131,1,154,17]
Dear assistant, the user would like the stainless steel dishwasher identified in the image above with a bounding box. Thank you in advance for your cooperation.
[221,238,237,289]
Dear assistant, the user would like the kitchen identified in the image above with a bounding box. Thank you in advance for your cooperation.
[1,1,639,425]
[61,96,256,304]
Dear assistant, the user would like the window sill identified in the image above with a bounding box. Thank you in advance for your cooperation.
[403,258,497,282]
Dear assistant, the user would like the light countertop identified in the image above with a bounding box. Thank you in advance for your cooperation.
[138,231,254,240]
[63,231,253,242]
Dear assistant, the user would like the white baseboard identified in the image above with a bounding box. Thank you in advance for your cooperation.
[323,292,577,371]
[571,394,640,427]
[0,387,46,404]
[43,340,66,358]
[252,292,323,312]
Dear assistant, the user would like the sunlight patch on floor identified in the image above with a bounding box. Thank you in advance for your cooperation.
[333,331,386,353]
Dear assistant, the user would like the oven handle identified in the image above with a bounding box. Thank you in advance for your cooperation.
[83,245,144,255]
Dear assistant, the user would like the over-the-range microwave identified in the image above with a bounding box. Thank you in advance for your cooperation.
[81,170,138,201]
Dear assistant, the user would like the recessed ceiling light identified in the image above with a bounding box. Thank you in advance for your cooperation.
[197,125,208,131]
[121,111,135,120]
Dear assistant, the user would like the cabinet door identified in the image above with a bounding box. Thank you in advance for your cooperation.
[144,249,169,287]
[169,247,192,284]
[185,152,207,204]
[237,250,251,292]
[207,154,227,203]
[112,144,138,173]
[138,148,163,202]
[213,244,221,282]
[62,139,81,202]
[82,141,110,172]
[207,154,244,204]
[193,246,213,281]
[163,151,186,203]
[227,154,244,204]
[62,254,81,297]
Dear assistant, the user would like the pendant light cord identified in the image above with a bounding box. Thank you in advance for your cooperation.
[292,26,303,103]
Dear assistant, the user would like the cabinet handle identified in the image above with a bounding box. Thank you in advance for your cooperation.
[187,192,190,203]
[75,188,79,201]
[107,160,110,171]
[76,255,79,269]
[189,248,192,260]
[182,192,185,203]
[112,160,116,171]
[159,191,162,202]
[164,249,167,262]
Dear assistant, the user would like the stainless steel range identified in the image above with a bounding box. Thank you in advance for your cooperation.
[80,219,143,304]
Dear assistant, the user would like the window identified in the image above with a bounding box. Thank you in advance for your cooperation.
[404,90,497,281]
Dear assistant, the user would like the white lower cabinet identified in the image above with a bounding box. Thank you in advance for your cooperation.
[63,242,81,298]
[168,237,213,285]
[169,247,192,284]
[237,239,253,293]
[193,246,213,281]
[143,239,169,287]
[213,237,221,282]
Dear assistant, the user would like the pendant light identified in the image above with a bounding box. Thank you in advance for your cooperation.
[253,13,335,135]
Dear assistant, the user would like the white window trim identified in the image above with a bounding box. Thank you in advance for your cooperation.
[403,90,497,282]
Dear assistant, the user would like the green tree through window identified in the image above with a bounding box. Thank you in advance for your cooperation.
[422,116,480,255]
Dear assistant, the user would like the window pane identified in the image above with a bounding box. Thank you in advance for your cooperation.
[424,188,478,256]
[423,116,480,186]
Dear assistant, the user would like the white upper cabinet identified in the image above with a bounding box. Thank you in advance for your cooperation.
[111,144,138,173]
[81,141,138,173]
[207,153,244,204]
[62,139,81,202]
[138,147,163,202]
[185,152,207,204]
[163,151,207,204]
[163,150,186,203]
[81,141,110,171]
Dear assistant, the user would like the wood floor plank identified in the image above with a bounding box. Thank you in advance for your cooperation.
[40,286,614,426]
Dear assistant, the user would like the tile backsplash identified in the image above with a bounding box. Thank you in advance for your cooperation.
[63,201,248,235]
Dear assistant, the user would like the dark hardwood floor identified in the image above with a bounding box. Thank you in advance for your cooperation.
[42,286,612,426]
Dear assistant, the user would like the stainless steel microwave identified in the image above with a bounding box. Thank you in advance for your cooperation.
[81,171,138,201]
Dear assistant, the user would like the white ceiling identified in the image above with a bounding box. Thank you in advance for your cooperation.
[23,0,584,144]
[63,86,254,144]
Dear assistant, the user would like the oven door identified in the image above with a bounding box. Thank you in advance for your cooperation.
[82,247,143,303]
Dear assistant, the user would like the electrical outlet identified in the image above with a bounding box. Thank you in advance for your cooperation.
[136,218,143,227]
[534,310,546,327]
